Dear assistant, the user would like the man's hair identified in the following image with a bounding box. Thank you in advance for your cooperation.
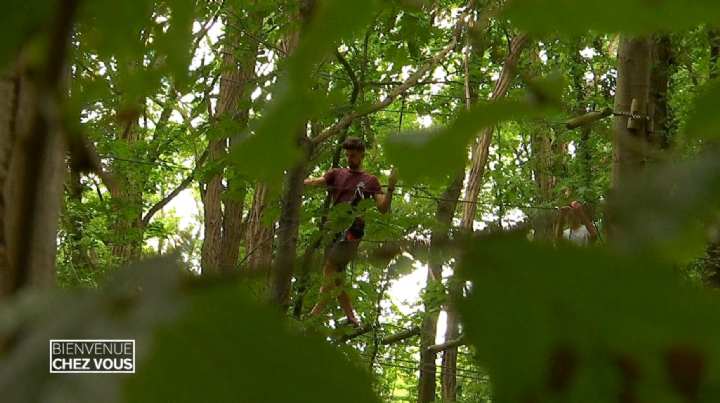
[342,136,365,152]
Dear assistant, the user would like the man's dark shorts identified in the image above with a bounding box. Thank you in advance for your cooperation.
[324,229,363,271]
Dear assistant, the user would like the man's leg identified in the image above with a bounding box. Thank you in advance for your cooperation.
[337,287,360,326]
[308,259,339,317]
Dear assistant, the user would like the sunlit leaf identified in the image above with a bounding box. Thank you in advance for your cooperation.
[230,0,382,185]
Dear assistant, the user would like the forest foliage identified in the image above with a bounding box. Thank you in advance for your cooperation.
[3,0,720,402]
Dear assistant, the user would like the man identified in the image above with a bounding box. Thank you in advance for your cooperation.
[303,137,396,327]
[555,200,598,246]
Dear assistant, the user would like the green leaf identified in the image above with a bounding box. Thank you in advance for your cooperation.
[0,257,380,403]
[504,0,720,35]
[458,234,720,403]
[325,202,356,236]
[153,0,195,91]
[0,1,53,70]
[685,79,720,140]
[608,152,720,261]
[78,0,154,60]
[124,282,380,403]
[385,77,562,184]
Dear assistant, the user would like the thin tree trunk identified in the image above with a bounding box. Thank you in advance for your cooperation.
[292,121,343,318]
[569,39,593,192]
[268,0,315,308]
[530,128,556,241]
[244,182,274,271]
[271,139,311,307]
[460,33,529,230]
[419,174,463,403]
[202,5,263,274]
[438,37,479,401]
[200,137,224,273]
[434,29,526,403]
[201,8,243,274]
[108,120,144,264]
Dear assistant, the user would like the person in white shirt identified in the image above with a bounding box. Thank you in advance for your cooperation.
[555,200,598,246]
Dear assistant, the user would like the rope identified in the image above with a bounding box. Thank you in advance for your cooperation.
[311,183,562,211]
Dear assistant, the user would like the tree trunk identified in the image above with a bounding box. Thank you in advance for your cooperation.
[291,122,344,318]
[4,77,66,293]
[649,34,673,151]
[1,1,77,294]
[268,0,315,308]
[271,140,310,308]
[108,123,144,264]
[530,128,556,241]
[611,36,652,188]
[460,33,529,230]
[0,70,20,294]
[244,183,274,271]
[200,138,225,273]
[569,39,593,192]
[609,36,653,237]
[201,6,262,274]
[419,174,463,403]
[610,36,653,240]
[437,39,479,402]
[434,32,529,403]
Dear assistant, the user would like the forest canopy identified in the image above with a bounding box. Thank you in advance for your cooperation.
[2,0,720,402]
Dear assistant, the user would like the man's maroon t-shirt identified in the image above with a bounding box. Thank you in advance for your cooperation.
[324,168,382,205]
[323,168,382,234]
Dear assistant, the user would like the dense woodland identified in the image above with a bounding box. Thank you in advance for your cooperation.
[4,0,720,402]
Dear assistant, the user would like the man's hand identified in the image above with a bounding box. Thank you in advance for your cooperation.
[387,168,398,192]
[375,168,397,214]
[570,200,583,210]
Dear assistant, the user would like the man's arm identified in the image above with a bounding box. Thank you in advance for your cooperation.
[555,206,569,241]
[374,190,393,214]
[303,177,326,187]
[571,201,598,243]
[374,168,397,214]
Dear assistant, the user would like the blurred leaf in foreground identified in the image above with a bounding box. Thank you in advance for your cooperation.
[685,79,720,140]
[504,0,720,35]
[458,234,720,403]
[609,151,720,261]
[385,76,562,184]
[0,256,379,403]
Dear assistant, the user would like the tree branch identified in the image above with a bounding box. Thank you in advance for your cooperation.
[141,149,208,227]
[67,134,120,194]
[310,3,473,146]
[381,326,421,345]
[427,335,465,353]
[335,49,360,104]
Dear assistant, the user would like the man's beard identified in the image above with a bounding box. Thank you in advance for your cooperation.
[348,161,361,170]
